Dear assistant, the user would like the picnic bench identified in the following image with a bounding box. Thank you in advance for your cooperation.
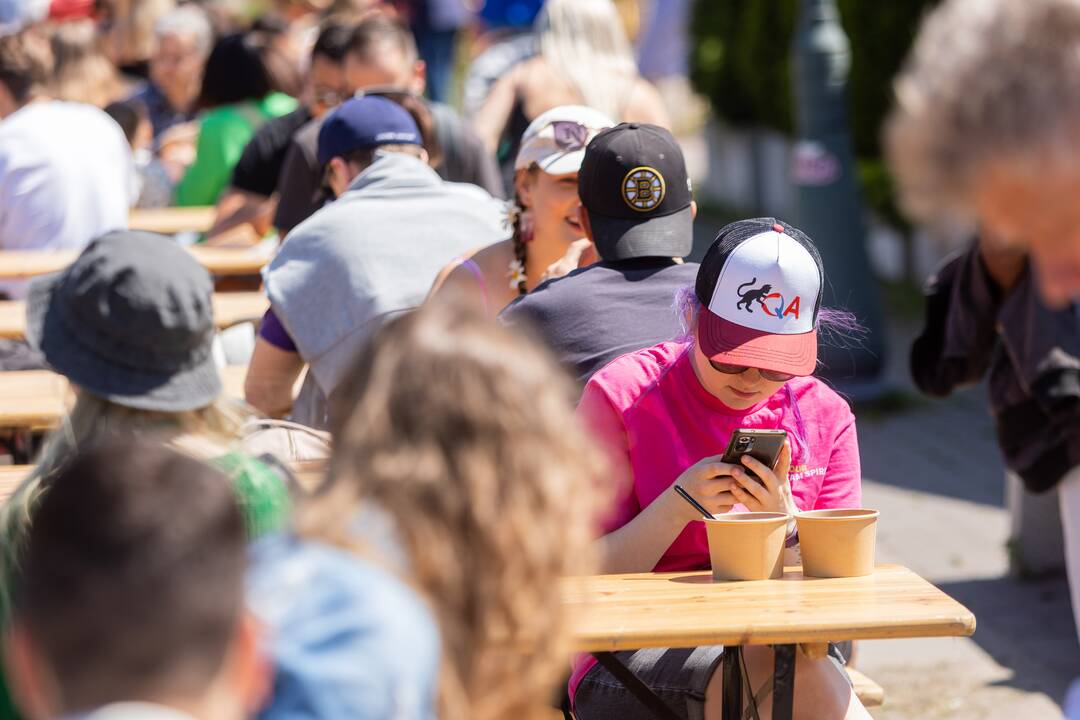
[0,244,273,280]
[0,292,268,340]
[0,366,258,429]
[562,565,975,720]
[129,207,216,235]
[0,463,323,507]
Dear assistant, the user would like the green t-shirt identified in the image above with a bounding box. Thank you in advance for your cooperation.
[175,92,298,208]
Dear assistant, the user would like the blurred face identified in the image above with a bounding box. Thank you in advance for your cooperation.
[516,169,583,247]
[689,340,789,410]
[150,33,206,112]
[974,160,1080,308]
[343,46,425,95]
[307,55,347,118]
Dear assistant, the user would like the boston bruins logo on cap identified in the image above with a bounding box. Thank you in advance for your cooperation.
[622,166,665,212]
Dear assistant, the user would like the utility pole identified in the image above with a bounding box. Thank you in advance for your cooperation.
[791,0,886,397]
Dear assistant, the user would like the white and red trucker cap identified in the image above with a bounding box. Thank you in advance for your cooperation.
[695,218,824,377]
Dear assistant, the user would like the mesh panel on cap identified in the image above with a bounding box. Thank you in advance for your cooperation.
[696,218,825,327]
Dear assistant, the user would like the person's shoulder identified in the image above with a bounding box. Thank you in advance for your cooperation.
[586,341,688,408]
[787,375,855,424]
[263,91,300,118]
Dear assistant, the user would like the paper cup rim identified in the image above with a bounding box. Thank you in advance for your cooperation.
[704,512,789,524]
[795,509,879,521]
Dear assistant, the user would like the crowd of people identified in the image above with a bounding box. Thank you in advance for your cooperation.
[1,0,1080,718]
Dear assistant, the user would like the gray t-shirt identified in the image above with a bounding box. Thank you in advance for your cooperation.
[265,152,509,427]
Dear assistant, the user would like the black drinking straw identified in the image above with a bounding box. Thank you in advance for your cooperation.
[674,484,716,520]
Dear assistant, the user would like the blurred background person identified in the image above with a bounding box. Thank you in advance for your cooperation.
[48,18,124,107]
[392,0,468,104]
[431,105,613,314]
[272,11,503,237]
[206,18,352,243]
[471,0,668,186]
[306,298,604,720]
[175,31,299,208]
[98,0,175,77]
[4,440,267,720]
[126,4,212,141]
[0,30,134,301]
[104,98,174,208]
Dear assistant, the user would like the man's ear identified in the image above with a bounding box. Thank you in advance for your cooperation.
[690,200,698,220]
[579,206,595,242]
[4,622,56,720]
[411,60,427,96]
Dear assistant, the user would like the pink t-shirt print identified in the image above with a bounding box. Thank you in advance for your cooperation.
[569,341,862,701]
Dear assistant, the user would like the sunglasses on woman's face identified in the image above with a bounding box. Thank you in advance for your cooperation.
[709,359,795,383]
[551,121,590,151]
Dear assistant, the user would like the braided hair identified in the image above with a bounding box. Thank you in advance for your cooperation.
[507,167,538,295]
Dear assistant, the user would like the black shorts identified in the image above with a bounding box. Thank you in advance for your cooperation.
[573,644,851,720]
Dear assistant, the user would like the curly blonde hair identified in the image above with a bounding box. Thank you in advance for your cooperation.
[298,298,607,720]
[887,0,1080,221]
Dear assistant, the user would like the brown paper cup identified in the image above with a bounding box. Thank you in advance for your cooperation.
[796,509,879,578]
[704,512,788,581]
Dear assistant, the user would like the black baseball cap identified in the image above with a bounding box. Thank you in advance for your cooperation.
[578,123,693,261]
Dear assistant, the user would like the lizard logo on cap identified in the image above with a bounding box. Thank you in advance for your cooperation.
[622,166,665,212]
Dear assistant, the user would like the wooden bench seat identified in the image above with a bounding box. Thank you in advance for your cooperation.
[847,667,884,708]
[0,244,272,280]
[0,292,268,340]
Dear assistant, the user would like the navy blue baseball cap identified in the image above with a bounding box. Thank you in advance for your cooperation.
[317,95,422,167]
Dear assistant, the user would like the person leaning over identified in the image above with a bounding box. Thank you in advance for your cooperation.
[244,95,507,428]
[430,105,613,314]
[571,219,871,720]
[4,440,267,720]
[500,123,700,384]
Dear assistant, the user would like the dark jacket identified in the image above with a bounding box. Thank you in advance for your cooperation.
[911,244,1080,492]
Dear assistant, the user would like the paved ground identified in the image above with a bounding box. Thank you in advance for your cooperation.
[849,321,1079,719]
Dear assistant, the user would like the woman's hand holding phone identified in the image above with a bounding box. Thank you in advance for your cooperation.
[669,455,745,521]
[729,440,797,515]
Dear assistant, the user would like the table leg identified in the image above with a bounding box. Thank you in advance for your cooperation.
[591,652,681,720]
[772,644,796,720]
[722,646,743,720]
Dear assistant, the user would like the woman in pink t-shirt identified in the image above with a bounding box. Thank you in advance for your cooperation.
[572,219,872,720]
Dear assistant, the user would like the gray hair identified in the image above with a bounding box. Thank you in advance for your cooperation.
[154,5,213,57]
[886,0,1080,222]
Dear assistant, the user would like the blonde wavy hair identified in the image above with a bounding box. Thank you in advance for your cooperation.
[537,0,639,121]
[298,299,607,720]
[886,0,1080,221]
[0,391,249,621]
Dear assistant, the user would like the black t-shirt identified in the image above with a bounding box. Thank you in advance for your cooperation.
[231,106,314,197]
[272,101,506,237]
[500,258,701,384]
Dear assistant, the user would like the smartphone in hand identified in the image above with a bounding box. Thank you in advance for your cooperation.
[721,429,787,484]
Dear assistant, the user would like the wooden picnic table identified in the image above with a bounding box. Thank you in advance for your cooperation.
[0,366,256,429]
[129,206,216,235]
[0,292,268,340]
[563,565,975,719]
[0,244,272,280]
[0,464,324,507]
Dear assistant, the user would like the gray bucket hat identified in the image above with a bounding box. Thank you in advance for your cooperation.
[24,230,223,412]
